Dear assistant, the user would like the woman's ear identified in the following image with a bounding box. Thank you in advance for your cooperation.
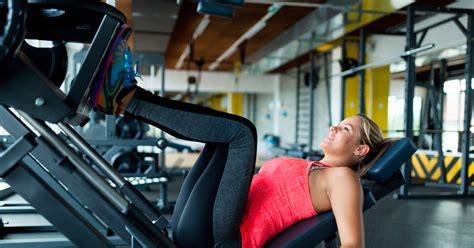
[354,144,370,156]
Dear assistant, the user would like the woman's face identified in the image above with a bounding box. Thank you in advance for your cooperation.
[320,116,364,158]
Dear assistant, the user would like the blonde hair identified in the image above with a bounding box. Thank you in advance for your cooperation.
[353,114,394,177]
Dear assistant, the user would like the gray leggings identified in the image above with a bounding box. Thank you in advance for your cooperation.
[125,88,257,247]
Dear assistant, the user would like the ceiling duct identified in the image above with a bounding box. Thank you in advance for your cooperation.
[245,0,414,74]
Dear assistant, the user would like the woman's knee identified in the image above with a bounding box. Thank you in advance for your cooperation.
[232,116,257,145]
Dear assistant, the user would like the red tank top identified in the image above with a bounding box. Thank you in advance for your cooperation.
[240,158,330,247]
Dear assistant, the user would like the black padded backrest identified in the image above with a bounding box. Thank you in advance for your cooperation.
[363,138,417,182]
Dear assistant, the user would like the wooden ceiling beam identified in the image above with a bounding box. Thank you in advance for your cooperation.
[165,3,314,71]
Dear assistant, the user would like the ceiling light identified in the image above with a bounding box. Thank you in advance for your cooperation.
[175,46,190,69]
[243,21,266,39]
[209,62,219,70]
[193,15,211,39]
[215,46,238,63]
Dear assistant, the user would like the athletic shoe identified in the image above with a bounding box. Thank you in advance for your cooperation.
[90,24,137,115]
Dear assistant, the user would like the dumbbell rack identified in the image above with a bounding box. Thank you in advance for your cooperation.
[81,114,175,211]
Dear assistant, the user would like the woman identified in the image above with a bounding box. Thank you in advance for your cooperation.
[90,25,392,248]
[239,114,392,248]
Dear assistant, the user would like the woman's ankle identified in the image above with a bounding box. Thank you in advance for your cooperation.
[117,87,137,115]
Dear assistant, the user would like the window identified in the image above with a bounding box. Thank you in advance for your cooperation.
[388,96,422,138]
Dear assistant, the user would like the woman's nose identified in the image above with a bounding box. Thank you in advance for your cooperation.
[330,126,336,133]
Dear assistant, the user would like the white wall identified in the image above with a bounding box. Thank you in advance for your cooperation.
[330,46,343,125]
[278,74,297,146]
[138,69,276,94]
[266,55,334,152]
[254,93,274,158]
[312,59,332,151]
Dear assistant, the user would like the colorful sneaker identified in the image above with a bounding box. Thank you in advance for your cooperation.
[90,24,137,115]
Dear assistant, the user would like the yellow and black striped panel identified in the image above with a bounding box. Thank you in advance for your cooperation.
[411,151,474,186]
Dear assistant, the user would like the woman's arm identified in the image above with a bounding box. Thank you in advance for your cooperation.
[326,167,364,248]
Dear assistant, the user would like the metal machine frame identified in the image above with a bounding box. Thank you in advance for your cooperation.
[399,5,474,198]
[0,1,174,247]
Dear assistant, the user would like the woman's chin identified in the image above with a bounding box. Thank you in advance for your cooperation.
[319,141,327,149]
[320,138,332,146]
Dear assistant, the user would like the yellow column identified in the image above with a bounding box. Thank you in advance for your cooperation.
[368,65,389,136]
[344,41,360,118]
[228,93,243,116]
[209,95,225,112]
[344,42,389,135]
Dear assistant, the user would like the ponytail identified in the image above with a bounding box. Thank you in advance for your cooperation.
[356,138,396,177]
[354,114,397,177]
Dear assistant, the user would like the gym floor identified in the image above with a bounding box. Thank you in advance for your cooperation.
[364,191,474,248]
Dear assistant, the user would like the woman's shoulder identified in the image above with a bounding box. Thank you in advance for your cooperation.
[324,167,361,191]
[321,167,359,185]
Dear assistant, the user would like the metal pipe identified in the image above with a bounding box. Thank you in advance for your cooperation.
[18,112,129,212]
[58,123,125,186]
[245,0,400,15]
[454,18,468,37]
[358,28,366,115]
[372,31,406,36]
[308,49,316,153]
[341,40,347,121]
[400,4,416,197]
[295,65,301,145]
[460,12,473,195]
[159,63,166,173]
[438,59,447,183]
[106,115,116,138]
[417,65,433,148]
[413,5,473,15]
[334,43,435,78]
[416,30,428,48]
[324,52,332,127]
[59,123,170,229]
[150,64,156,92]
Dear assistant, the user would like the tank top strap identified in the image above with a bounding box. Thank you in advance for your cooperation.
[312,160,333,167]
[308,160,333,172]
